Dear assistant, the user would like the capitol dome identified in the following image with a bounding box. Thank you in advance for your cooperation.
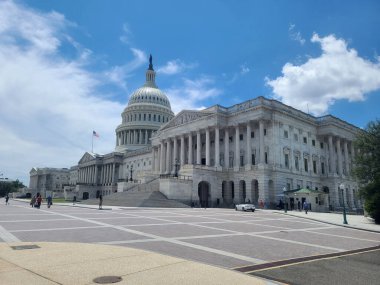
[115,55,174,152]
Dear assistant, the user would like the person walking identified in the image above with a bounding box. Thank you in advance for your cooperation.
[5,194,9,205]
[303,200,308,214]
[30,195,36,207]
[36,194,42,209]
[99,194,103,210]
[47,196,52,208]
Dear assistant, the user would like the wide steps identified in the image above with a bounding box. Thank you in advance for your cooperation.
[82,190,189,208]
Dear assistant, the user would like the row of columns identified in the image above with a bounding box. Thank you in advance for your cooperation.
[153,121,267,174]
[78,164,116,185]
[328,135,355,176]
[116,129,152,146]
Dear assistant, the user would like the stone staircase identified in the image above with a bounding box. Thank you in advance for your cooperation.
[82,178,189,208]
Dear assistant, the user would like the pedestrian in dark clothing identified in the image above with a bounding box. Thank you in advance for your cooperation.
[303,201,308,214]
[5,194,9,205]
[298,201,301,211]
[47,196,52,208]
[36,194,42,209]
[99,194,103,210]
[73,196,76,205]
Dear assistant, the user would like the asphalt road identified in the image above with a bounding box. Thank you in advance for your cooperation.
[250,248,380,285]
[1,199,379,284]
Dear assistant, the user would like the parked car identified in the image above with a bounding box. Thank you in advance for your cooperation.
[235,203,255,212]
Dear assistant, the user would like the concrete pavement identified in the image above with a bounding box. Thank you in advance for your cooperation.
[0,242,275,285]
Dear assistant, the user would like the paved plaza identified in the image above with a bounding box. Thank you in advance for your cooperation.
[1,200,379,271]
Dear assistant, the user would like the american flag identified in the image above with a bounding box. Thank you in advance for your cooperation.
[93,130,99,137]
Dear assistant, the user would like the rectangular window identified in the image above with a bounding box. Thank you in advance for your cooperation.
[265,152,268,164]
[148,114,151,121]
[284,130,288,139]
[264,129,267,136]
[144,114,146,121]
[229,136,233,143]
[251,131,255,138]
[295,156,299,170]
[284,153,289,168]
[252,154,255,165]
[312,139,316,146]
[313,160,317,173]
[320,142,324,149]
[240,156,244,167]
[294,134,298,141]
[239,134,243,141]
[303,137,307,144]
[321,162,325,174]
[304,158,308,172]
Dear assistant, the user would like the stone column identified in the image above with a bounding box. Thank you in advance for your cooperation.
[350,142,355,175]
[205,128,210,166]
[337,137,343,176]
[259,120,265,164]
[224,128,229,168]
[94,165,98,185]
[180,135,185,166]
[139,129,142,144]
[152,147,156,172]
[328,135,335,174]
[166,139,171,174]
[344,140,349,175]
[188,133,193,165]
[246,123,252,169]
[173,137,178,172]
[215,127,220,167]
[112,163,115,185]
[235,125,240,169]
[160,141,165,174]
[196,130,201,164]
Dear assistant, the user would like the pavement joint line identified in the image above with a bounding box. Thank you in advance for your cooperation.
[13,204,268,264]
[273,211,380,233]
[307,229,380,243]
[0,255,63,285]
[0,218,77,223]
[9,225,110,233]
[235,245,380,273]
[0,225,20,242]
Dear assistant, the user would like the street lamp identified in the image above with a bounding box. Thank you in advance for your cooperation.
[129,165,133,182]
[283,186,287,213]
[339,183,348,224]
[174,159,179,178]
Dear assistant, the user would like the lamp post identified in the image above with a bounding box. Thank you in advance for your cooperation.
[129,165,133,182]
[174,159,179,178]
[283,186,287,213]
[340,183,348,224]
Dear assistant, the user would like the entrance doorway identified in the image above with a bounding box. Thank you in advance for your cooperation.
[198,181,210,208]
[83,192,89,200]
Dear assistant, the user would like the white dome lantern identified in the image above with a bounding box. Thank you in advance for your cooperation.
[115,55,174,152]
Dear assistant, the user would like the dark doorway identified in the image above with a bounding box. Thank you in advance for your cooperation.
[198,181,210,208]
[83,192,89,200]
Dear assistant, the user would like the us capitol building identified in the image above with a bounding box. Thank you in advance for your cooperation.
[30,56,362,212]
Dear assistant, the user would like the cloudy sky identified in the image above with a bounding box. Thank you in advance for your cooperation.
[1,0,379,184]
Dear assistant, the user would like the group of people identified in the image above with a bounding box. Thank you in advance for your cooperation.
[30,193,52,209]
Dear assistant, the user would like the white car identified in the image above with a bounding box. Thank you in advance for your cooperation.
[235,203,255,212]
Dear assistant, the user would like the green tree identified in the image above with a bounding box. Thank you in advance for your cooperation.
[353,120,380,224]
[0,179,25,197]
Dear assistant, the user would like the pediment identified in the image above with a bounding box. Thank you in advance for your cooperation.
[78,152,96,164]
[160,110,212,131]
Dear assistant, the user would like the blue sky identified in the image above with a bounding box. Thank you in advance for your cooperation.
[0,0,379,184]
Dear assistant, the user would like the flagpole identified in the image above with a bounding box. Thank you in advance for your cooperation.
[92,133,94,153]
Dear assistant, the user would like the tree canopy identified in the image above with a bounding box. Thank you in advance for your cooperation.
[353,120,380,223]
[0,179,25,197]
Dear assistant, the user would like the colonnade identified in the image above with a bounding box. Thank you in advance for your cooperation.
[152,121,267,174]
[116,129,153,146]
[327,135,355,176]
[78,163,116,186]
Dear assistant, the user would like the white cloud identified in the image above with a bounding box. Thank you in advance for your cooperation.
[266,33,380,115]
[157,59,197,75]
[240,63,250,75]
[164,76,222,113]
[0,1,126,184]
[119,23,133,44]
[289,23,305,45]
[104,48,147,90]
